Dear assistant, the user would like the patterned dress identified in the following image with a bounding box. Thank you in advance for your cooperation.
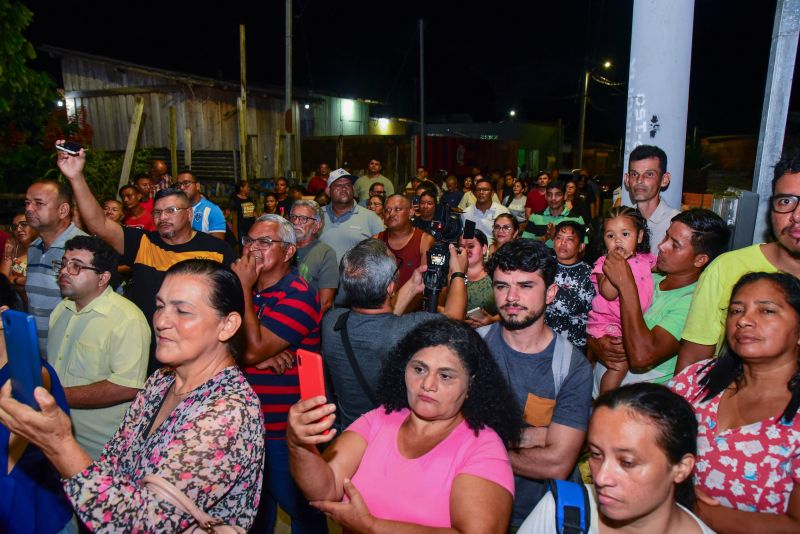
[670,360,800,513]
[63,366,264,532]
[545,261,595,349]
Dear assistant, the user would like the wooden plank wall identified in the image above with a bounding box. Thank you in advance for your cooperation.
[61,58,287,170]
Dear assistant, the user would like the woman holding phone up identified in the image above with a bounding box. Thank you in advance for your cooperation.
[287,319,520,532]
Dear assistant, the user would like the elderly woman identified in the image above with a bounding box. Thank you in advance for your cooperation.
[670,272,800,532]
[520,383,713,533]
[288,319,519,532]
[0,259,264,531]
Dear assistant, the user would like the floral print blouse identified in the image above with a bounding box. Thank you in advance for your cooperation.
[63,366,264,532]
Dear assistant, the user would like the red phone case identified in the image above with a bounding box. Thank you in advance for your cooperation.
[297,349,326,401]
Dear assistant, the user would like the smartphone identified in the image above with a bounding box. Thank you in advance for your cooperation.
[2,309,43,410]
[467,307,487,320]
[297,349,330,434]
[55,141,84,156]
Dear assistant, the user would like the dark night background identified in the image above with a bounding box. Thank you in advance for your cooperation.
[20,0,799,147]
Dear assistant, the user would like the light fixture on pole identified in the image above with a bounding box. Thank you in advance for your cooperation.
[576,60,617,168]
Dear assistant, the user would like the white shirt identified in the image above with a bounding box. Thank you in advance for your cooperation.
[630,197,680,256]
[461,202,510,244]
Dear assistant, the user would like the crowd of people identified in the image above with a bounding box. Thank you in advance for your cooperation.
[0,141,799,533]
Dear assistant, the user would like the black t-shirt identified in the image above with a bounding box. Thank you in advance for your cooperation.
[229,194,256,239]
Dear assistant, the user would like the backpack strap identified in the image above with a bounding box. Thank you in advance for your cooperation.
[333,311,378,407]
[549,479,590,534]
[551,334,574,399]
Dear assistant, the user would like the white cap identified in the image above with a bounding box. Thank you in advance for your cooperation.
[327,168,358,187]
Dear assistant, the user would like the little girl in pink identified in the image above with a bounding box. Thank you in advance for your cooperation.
[588,207,656,394]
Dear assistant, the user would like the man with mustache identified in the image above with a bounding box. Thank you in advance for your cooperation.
[55,142,236,373]
[478,239,592,529]
[623,144,680,255]
[678,152,800,370]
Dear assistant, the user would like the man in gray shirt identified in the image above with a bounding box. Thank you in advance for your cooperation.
[290,199,338,315]
[321,238,467,428]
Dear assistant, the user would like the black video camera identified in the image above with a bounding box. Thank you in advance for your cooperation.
[422,203,475,312]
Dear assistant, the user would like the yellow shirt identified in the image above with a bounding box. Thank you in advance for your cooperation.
[48,287,150,459]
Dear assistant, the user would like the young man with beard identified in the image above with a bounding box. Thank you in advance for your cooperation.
[477,238,592,529]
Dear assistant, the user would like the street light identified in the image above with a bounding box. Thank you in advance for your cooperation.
[509,110,517,118]
[576,60,614,168]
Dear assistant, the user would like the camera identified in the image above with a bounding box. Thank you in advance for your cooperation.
[422,203,475,312]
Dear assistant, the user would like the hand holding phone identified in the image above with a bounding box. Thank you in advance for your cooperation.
[55,141,85,156]
[2,309,43,410]
[297,349,331,435]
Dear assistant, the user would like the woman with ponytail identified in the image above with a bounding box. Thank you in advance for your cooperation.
[670,272,800,533]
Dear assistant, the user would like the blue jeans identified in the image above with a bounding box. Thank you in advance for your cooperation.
[250,439,329,534]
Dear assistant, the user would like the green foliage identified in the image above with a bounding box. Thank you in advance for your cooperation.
[0,0,60,189]
[47,148,153,200]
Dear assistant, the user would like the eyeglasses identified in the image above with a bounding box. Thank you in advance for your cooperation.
[288,214,318,224]
[628,170,660,181]
[770,194,800,213]
[152,206,189,219]
[176,180,197,189]
[11,221,29,230]
[52,259,103,276]
[493,224,514,232]
[242,235,286,249]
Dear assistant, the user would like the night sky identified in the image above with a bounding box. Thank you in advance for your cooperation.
[21,0,798,145]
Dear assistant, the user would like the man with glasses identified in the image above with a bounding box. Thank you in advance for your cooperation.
[678,152,800,371]
[23,178,87,353]
[48,235,149,459]
[230,214,328,534]
[623,145,680,255]
[175,170,226,240]
[320,168,384,263]
[55,142,235,372]
[461,177,511,246]
[290,200,338,314]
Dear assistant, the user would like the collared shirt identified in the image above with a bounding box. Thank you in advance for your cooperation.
[461,202,511,244]
[319,201,385,263]
[191,196,226,234]
[48,286,150,459]
[638,198,680,255]
[354,174,395,206]
[26,223,87,354]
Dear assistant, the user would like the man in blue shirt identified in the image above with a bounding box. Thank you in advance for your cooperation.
[176,170,226,239]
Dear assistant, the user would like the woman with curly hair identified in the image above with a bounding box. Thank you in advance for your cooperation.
[670,272,800,532]
[287,318,520,532]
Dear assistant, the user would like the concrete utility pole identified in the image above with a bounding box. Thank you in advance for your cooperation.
[621,0,694,210]
[285,0,293,180]
[419,18,425,168]
[752,0,800,243]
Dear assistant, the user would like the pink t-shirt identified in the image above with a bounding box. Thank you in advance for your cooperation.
[670,361,800,513]
[586,252,656,338]
[347,408,514,528]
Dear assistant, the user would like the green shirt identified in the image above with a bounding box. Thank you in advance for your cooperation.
[592,273,697,396]
[521,207,586,248]
[48,287,151,459]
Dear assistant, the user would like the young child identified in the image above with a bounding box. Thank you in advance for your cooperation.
[588,207,655,394]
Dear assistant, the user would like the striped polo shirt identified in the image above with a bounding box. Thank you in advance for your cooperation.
[244,268,321,440]
[26,223,87,357]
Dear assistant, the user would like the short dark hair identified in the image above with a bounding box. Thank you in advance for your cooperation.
[629,144,668,174]
[546,180,566,194]
[418,189,437,203]
[474,177,493,189]
[64,235,119,274]
[376,318,520,447]
[33,179,73,208]
[133,174,151,184]
[471,229,489,248]
[554,220,586,242]
[595,383,698,510]
[494,213,519,233]
[487,239,556,286]
[154,188,189,205]
[165,259,246,361]
[670,208,730,261]
[119,184,139,197]
[235,181,249,194]
[773,150,800,192]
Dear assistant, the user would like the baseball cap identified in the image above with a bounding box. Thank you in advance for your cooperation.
[328,168,358,187]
